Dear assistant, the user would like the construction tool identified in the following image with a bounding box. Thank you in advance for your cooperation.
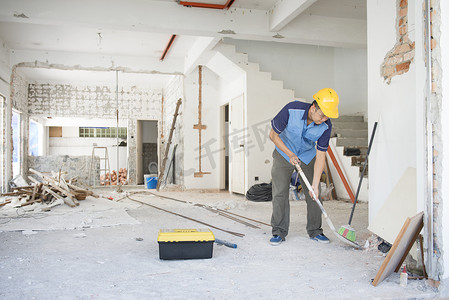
[294,163,361,249]
[338,121,378,242]
[215,238,237,249]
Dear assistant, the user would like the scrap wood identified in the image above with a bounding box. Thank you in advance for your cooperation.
[0,199,12,207]
[29,168,79,206]
[28,176,76,207]
[66,182,99,198]
[21,197,42,207]
[12,185,35,190]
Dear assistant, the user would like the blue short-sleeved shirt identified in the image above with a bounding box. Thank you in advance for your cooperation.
[271,101,332,164]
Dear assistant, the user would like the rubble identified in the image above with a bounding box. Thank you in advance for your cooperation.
[0,168,99,209]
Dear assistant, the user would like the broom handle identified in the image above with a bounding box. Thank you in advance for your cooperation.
[295,163,362,249]
[348,121,378,225]
[294,164,336,232]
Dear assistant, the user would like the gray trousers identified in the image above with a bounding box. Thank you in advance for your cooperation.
[271,149,323,239]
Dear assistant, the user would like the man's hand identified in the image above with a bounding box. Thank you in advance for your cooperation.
[289,155,300,166]
[309,184,320,200]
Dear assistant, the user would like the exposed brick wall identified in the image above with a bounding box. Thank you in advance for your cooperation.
[381,0,416,84]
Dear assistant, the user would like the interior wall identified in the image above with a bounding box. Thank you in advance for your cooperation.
[245,65,295,190]
[162,75,184,186]
[441,0,449,286]
[142,121,158,143]
[334,48,368,117]
[11,69,29,180]
[183,66,221,189]
[367,1,420,222]
[226,39,367,116]
[0,37,10,192]
[27,81,161,185]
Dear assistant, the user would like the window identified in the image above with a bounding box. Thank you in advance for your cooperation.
[12,110,21,177]
[79,127,127,138]
[29,119,43,156]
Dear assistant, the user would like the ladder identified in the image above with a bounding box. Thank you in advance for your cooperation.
[89,146,112,187]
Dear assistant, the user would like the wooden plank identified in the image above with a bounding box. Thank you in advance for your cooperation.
[29,168,79,206]
[157,98,182,191]
[0,199,12,207]
[66,183,99,198]
[372,211,424,286]
[28,176,76,207]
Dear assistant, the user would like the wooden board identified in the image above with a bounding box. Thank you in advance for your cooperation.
[372,211,424,286]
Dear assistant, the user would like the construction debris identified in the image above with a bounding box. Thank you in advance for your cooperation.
[99,168,128,186]
[0,168,98,209]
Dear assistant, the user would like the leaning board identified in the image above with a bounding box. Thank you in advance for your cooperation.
[372,211,424,286]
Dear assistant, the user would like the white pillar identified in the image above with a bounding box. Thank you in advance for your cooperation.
[440,0,449,295]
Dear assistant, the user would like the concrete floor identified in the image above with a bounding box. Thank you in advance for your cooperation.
[0,187,438,299]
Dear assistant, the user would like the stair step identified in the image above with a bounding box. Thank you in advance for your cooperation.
[345,147,368,156]
[336,115,364,122]
[332,128,367,138]
[336,137,368,147]
[332,122,368,130]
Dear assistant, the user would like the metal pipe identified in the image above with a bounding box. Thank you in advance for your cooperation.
[179,0,235,10]
[116,70,122,192]
[160,35,177,61]
[424,0,435,280]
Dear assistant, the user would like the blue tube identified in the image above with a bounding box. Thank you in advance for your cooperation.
[215,238,237,248]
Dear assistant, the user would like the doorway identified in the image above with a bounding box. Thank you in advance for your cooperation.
[139,120,158,185]
[229,94,245,194]
[221,104,229,190]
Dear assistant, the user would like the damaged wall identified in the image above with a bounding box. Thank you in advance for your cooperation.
[441,0,449,292]
[367,0,422,221]
[160,75,184,187]
[10,68,29,182]
[27,80,162,185]
[0,37,10,192]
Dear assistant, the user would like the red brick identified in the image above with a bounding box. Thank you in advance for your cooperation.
[400,0,408,8]
[431,38,437,49]
[399,8,407,17]
[396,61,411,72]
[399,26,407,35]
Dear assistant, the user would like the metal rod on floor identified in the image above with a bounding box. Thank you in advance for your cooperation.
[145,190,271,226]
[126,195,245,237]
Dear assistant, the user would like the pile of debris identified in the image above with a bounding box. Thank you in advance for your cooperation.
[99,168,128,186]
[0,168,98,209]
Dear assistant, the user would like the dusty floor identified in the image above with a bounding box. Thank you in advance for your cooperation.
[0,187,438,299]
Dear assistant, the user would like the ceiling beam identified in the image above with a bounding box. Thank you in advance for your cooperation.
[179,0,235,10]
[0,0,366,48]
[269,0,317,32]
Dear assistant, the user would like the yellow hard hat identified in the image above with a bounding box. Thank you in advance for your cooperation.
[313,88,339,118]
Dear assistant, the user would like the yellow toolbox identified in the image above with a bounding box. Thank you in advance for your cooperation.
[157,229,215,260]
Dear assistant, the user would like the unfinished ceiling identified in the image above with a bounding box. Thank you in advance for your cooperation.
[0,0,367,86]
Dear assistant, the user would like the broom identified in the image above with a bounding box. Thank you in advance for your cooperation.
[338,121,378,242]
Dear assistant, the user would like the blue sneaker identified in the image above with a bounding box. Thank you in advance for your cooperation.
[269,235,283,246]
[311,234,330,244]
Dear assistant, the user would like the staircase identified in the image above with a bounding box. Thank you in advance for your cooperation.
[207,42,369,199]
[331,115,369,176]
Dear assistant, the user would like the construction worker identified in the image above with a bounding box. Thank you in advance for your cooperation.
[269,88,339,245]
